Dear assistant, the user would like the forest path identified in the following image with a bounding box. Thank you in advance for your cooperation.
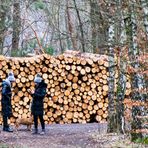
[0,123,146,148]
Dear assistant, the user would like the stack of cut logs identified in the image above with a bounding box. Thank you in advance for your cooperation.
[0,51,131,125]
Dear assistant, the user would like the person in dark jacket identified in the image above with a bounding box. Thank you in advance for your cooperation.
[29,74,47,135]
[1,72,15,132]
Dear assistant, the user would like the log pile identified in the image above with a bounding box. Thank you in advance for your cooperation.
[0,51,131,125]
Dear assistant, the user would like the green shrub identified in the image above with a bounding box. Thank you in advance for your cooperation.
[133,137,148,144]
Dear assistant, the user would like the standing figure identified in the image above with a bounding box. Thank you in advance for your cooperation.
[30,74,47,135]
[1,72,15,132]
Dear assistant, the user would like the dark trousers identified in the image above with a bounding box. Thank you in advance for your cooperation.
[33,114,45,130]
[3,115,9,128]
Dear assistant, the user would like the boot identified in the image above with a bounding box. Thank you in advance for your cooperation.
[32,128,38,134]
[3,127,13,132]
[40,129,45,135]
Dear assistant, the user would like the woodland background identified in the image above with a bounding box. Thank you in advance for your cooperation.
[0,0,147,144]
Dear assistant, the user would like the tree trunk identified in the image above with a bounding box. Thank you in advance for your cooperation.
[107,18,117,133]
[115,0,127,134]
[116,49,127,134]
[141,0,148,36]
[0,0,7,54]
[124,2,146,141]
[141,0,148,51]
[11,1,21,56]
[73,0,85,52]
[57,1,64,53]
[0,11,5,54]
[90,0,108,54]
[90,0,97,53]
[66,0,77,50]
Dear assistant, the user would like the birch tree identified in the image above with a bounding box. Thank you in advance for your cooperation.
[124,1,146,141]
[141,0,148,36]
[115,0,127,134]
[107,6,117,132]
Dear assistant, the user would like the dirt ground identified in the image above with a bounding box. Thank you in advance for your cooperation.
[0,123,147,148]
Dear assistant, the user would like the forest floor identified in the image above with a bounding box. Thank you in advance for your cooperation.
[0,123,147,148]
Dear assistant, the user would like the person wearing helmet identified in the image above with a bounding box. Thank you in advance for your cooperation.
[1,72,15,132]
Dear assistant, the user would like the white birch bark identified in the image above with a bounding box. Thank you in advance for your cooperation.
[128,2,146,140]
[141,0,148,35]
[107,17,117,132]
[115,0,127,133]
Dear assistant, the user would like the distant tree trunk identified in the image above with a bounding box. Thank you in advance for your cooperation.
[11,1,21,56]
[90,0,108,53]
[141,0,148,50]
[141,0,148,36]
[107,18,117,133]
[0,0,7,54]
[65,16,71,50]
[66,0,77,50]
[57,1,64,53]
[90,0,97,52]
[0,11,5,54]
[124,3,146,141]
[73,0,85,52]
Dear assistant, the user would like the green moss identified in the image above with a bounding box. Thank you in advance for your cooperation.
[133,137,148,145]
[107,113,117,133]
[0,143,9,148]
[117,85,122,94]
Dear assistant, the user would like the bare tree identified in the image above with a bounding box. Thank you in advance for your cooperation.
[0,0,12,54]
[73,0,85,52]
[11,0,21,56]
[66,0,77,50]
[90,0,108,53]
